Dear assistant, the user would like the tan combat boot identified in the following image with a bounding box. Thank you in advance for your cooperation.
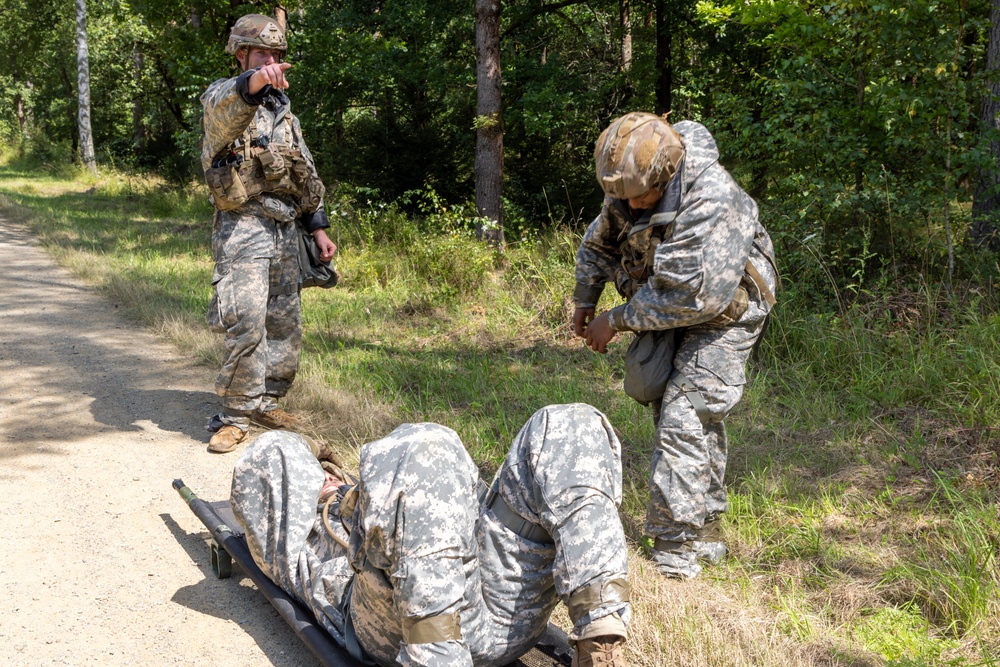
[252,407,300,430]
[572,635,626,667]
[208,425,248,454]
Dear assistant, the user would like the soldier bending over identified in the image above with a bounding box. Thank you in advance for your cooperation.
[573,113,778,579]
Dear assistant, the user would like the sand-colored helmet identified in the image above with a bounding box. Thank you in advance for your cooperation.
[225,14,287,55]
[594,112,685,200]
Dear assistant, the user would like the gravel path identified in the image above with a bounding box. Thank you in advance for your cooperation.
[0,217,318,666]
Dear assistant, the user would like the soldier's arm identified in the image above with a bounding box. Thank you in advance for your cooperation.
[607,165,755,332]
[573,202,622,309]
[288,114,333,262]
[200,72,267,165]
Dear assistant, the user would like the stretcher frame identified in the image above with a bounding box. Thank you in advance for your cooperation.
[173,479,573,667]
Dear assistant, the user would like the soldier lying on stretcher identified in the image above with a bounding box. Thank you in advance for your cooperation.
[230,403,630,667]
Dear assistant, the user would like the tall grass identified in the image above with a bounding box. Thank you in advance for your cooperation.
[1,160,997,666]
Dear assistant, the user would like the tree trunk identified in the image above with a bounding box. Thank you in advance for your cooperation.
[654,0,672,115]
[621,0,632,72]
[132,44,145,152]
[15,94,27,137]
[60,66,79,158]
[474,0,505,248]
[75,0,97,175]
[972,0,1000,250]
[275,6,287,32]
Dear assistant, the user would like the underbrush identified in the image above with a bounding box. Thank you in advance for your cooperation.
[1,163,997,666]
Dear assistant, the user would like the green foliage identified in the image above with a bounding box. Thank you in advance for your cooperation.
[881,474,999,638]
[852,604,959,664]
[4,0,997,305]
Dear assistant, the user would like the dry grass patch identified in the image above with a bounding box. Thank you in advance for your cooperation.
[626,553,877,667]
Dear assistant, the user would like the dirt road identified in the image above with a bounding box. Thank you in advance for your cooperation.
[0,218,319,666]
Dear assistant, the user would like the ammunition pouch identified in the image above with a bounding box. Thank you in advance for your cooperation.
[706,284,750,328]
[205,160,249,211]
[206,129,326,214]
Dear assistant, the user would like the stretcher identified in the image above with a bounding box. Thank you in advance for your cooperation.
[173,479,574,667]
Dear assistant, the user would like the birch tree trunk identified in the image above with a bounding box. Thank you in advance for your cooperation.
[75,0,97,174]
[972,0,1000,250]
[474,0,505,248]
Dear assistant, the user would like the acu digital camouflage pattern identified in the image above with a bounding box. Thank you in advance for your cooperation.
[230,404,631,667]
[574,120,778,579]
[201,73,325,427]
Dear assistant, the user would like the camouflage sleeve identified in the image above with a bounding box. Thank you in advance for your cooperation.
[199,74,259,172]
[608,162,757,332]
[573,201,622,308]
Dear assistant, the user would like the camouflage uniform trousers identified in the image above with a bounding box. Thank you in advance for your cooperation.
[646,280,773,579]
[230,403,631,667]
[209,203,302,429]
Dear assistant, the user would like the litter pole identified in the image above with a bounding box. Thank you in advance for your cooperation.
[172,479,357,667]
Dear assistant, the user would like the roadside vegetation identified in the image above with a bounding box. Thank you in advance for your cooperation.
[1,154,996,667]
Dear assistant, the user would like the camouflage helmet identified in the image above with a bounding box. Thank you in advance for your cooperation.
[594,112,685,200]
[225,14,287,56]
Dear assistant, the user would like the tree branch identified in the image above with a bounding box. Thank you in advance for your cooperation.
[503,0,590,38]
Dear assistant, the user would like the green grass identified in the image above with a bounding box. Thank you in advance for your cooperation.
[2,157,998,666]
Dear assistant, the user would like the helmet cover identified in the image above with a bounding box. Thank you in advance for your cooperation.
[225,14,287,55]
[594,112,684,199]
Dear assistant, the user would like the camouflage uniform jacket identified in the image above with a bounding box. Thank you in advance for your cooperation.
[574,121,775,332]
[200,71,327,230]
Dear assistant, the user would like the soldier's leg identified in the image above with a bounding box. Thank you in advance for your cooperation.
[647,318,762,579]
[479,404,630,654]
[230,430,354,645]
[348,423,485,667]
[261,221,302,405]
[213,255,270,429]
[210,212,277,429]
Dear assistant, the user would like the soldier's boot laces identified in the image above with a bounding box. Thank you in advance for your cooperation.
[208,425,248,454]
[252,407,300,430]
[573,635,626,667]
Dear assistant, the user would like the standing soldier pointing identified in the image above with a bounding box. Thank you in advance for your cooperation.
[573,112,778,579]
[201,14,336,454]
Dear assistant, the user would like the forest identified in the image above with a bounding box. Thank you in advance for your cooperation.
[2,1,1000,664]
[4,0,1000,301]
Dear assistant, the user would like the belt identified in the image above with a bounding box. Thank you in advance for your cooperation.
[487,492,553,544]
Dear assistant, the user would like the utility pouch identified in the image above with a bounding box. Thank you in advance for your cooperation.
[623,329,675,405]
[204,163,248,211]
[298,221,340,290]
[257,145,286,181]
[708,284,750,328]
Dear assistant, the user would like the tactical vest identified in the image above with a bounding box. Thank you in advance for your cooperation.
[612,160,685,301]
[204,111,325,215]
[612,160,777,325]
